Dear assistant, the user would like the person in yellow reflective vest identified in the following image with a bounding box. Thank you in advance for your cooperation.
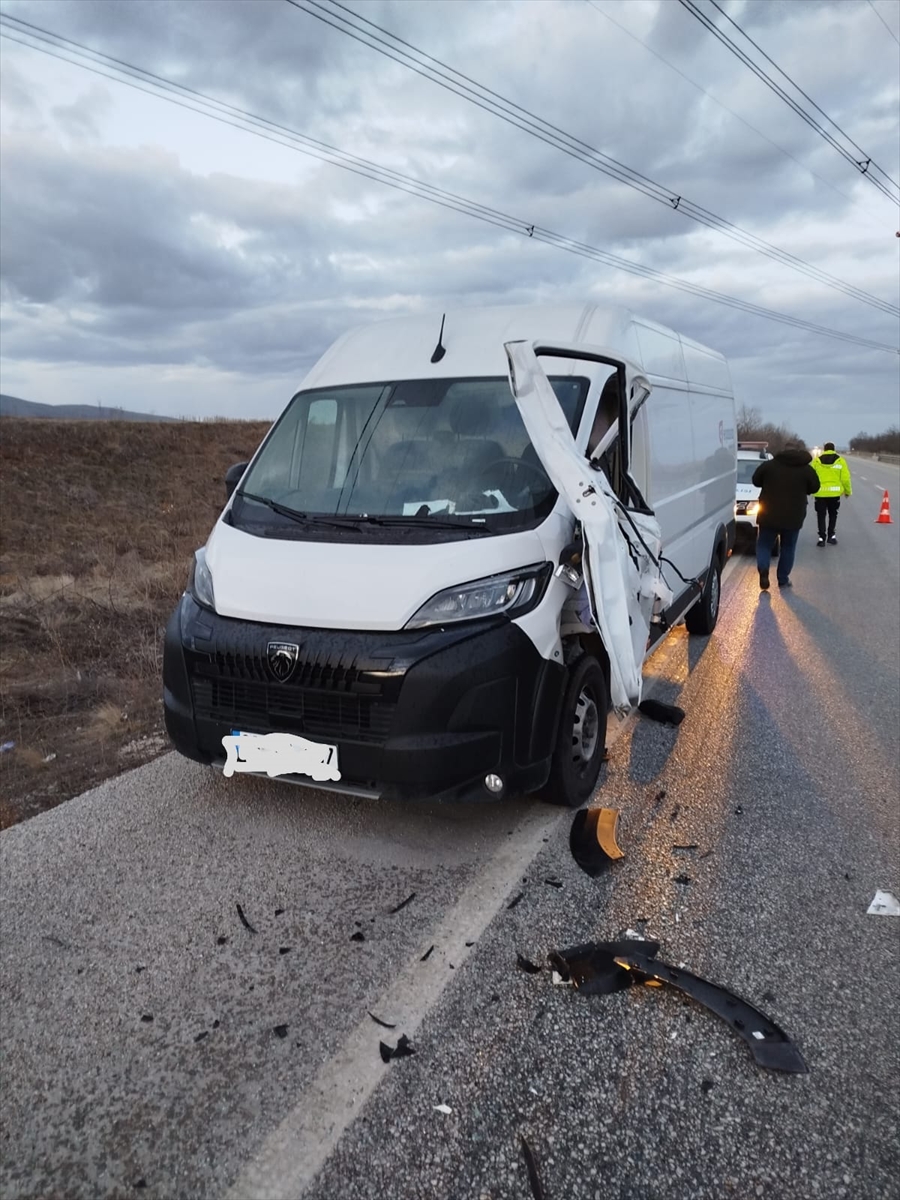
[811,442,852,546]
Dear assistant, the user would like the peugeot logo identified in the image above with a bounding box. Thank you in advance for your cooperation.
[267,641,299,683]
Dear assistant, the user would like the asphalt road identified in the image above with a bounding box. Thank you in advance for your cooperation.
[1,457,898,1200]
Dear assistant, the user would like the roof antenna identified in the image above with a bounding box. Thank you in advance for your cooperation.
[430,313,447,363]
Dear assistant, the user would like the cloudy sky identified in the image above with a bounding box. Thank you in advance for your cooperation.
[0,0,898,444]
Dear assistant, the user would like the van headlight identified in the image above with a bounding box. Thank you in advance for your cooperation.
[405,563,552,629]
[187,546,216,612]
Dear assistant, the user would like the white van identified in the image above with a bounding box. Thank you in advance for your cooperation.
[164,304,736,807]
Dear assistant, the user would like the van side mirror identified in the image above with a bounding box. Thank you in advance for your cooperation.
[225,461,249,500]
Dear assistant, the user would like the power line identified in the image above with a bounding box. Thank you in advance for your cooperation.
[709,0,899,191]
[584,0,868,213]
[285,0,899,318]
[1,15,897,357]
[678,0,900,203]
[867,0,900,48]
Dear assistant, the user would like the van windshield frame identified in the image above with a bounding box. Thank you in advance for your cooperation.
[230,375,590,542]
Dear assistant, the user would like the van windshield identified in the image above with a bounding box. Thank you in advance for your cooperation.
[737,460,760,485]
[232,376,588,539]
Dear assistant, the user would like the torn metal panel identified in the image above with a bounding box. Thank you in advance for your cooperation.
[614,950,808,1073]
[504,340,669,709]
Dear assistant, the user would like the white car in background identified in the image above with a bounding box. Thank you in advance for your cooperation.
[734,442,776,553]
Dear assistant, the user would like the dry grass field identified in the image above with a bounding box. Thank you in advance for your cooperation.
[0,417,272,828]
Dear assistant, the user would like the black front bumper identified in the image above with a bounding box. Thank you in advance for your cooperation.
[163,595,565,802]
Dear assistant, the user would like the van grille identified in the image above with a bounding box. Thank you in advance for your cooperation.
[190,676,395,744]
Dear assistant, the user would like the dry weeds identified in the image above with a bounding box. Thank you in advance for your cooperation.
[0,416,271,828]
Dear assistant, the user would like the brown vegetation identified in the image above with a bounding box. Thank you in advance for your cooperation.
[0,417,271,828]
[736,404,805,454]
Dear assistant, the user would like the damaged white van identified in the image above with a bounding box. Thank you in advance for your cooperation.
[164,304,736,807]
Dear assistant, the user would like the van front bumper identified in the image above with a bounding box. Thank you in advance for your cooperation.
[163,595,566,803]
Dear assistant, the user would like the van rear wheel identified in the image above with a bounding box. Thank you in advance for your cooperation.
[546,655,609,808]
[685,557,721,635]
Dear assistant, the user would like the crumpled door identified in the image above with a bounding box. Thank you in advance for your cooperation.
[504,340,671,712]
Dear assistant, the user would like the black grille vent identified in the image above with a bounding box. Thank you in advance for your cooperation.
[190,677,395,743]
[208,649,382,695]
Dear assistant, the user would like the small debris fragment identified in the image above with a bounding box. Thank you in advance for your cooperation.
[278,946,292,955]
[570,806,624,876]
[465,940,476,947]
[42,753,57,763]
[700,1079,715,1094]
[133,1181,147,1190]
[653,789,667,808]
[140,1014,154,1024]
[389,892,416,914]
[762,991,776,1004]
[867,890,900,916]
[194,1031,209,1043]
[135,966,145,973]
[350,931,366,943]
[507,892,525,910]
[673,844,699,852]
[217,936,229,945]
[669,805,681,822]
[420,945,435,962]
[380,1034,415,1062]
[368,1012,397,1030]
[516,954,542,975]
[236,903,257,934]
[734,806,743,816]
[638,698,685,725]
[520,1134,546,1200]
[544,878,564,889]
[274,908,285,916]
[673,874,692,886]
[213,1020,220,1028]
[272,1025,289,1039]
[433,1104,452,1115]
[0,741,15,754]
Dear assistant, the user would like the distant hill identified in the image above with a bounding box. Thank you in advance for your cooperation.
[0,394,178,422]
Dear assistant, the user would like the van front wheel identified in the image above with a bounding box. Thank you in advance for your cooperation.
[685,557,721,636]
[546,655,609,808]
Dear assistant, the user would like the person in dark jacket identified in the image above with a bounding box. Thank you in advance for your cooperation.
[751,443,820,590]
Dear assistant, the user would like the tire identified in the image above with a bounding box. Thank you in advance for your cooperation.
[685,554,721,635]
[546,655,609,808]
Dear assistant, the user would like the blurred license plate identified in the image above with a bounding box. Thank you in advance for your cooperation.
[222,730,340,782]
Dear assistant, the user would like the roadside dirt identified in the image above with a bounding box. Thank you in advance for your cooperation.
[0,417,271,828]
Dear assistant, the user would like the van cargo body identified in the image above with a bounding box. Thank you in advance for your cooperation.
[164,304,736,806]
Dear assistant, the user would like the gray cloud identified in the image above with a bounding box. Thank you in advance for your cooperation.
[0,0,897,442]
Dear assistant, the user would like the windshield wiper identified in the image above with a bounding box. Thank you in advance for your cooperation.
[339,514,493,533]
[237,492,358,531]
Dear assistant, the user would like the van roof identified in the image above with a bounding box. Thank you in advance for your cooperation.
[298,303,732,394]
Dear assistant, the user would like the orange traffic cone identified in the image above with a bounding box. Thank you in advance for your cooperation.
[875,490,893,524]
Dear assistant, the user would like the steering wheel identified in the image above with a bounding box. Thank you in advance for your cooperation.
[477,456,551,492]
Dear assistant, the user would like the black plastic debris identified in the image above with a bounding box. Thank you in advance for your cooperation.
[465,940,476,947]
[217,936,229,946]
[272,1024,289,1039]
[762,990,777,1005]
[507,892,525,910]
[274,908,285,916]
[639,698,685,725]
[350,931,366,943]
[368,1012,397,1030]
[544,878,564,889]
[653,789,667,807]
[213,1020,220,1028]
[380,1034,415,1062]
[140,1014,154,1024]
[673,874,692,885]
[516,954,542,975]
[734,806,743,816]
[279,947,292,955]
[669,805,681,822]
[133,1180,147,1190]
[195,1031,209,1043]
[569,807,624,877]
[135,966,145,973]
[673,844,699,852]
[612,949,808,1073]
[389,892,416,914]
[520,1134,546,1200]
[700,1079,715,1094]
[420,945,435,962]
[549,939,661,995]
[236,903,257,934]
